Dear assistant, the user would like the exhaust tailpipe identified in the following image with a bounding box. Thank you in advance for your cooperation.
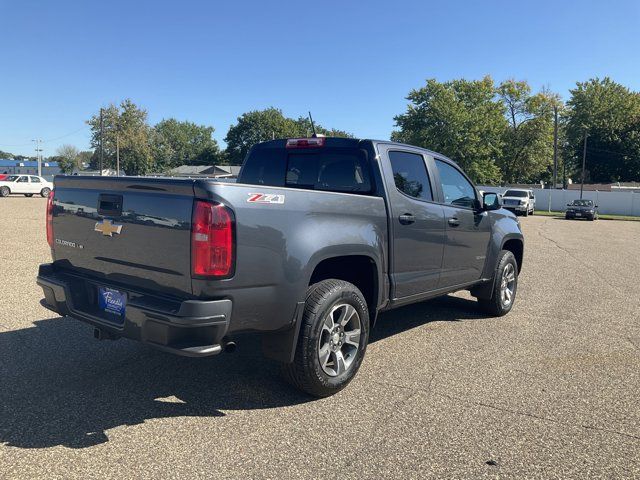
[222,339,236,353]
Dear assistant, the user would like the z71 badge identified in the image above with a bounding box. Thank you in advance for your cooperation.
[247,193,285,205]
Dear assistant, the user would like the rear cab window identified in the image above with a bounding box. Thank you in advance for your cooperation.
[239,140,373,195]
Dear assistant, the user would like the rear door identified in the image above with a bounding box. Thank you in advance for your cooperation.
[433,159,491,287]
[378,145,445,299]
[30,176,43,193]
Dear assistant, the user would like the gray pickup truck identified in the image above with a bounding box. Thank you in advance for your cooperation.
[37,137,523,397]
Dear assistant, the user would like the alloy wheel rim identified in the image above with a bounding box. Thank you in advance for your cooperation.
[500,263,516,307]
[318,303,361,377]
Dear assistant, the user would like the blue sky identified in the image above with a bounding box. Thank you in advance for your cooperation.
[1,0,639,157]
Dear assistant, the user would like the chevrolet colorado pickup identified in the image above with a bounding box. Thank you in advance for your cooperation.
[37,137,524,397]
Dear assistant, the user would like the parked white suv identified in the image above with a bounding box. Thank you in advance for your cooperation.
[502,188,535,216]
[0,175,53,198]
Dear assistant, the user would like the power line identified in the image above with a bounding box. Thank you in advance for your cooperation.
[0,125,89,147]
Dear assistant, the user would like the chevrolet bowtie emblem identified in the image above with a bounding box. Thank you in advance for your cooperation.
[95,219,123,237]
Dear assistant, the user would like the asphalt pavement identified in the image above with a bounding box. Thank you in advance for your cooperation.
[1,197,639,479]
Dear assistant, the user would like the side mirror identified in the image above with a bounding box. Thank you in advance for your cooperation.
[595,205,598,208]
[567,203,571,206]
[483,192,501,211]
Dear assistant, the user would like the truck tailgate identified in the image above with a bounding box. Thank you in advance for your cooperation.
[51,176,196,297]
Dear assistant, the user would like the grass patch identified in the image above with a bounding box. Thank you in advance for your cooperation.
[532,210,640,221]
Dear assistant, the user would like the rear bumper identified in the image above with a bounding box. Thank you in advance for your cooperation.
[36,264,232,357]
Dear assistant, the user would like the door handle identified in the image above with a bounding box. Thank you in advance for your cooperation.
[399,214,415,225]
[448,217,460,227]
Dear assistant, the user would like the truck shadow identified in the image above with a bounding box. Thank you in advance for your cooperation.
[0,295,482,449]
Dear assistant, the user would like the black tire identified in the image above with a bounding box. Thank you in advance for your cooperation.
[478,250,518,316]
[282,279,370,397]
[24,193,34,197]
[523,209,529,217]
[0,186,10,197]
[40,187,51,198]
[530,208,534,215]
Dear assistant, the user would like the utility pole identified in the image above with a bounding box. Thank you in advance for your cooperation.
[580,131,588,200]
[552,105,558,189]
[32,139,42,176]
[116,133,120,177]
[99,108,104,176]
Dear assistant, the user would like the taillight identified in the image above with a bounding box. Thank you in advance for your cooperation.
[285,137,325,149]
[191,200,234,277]
[46,189,55,248]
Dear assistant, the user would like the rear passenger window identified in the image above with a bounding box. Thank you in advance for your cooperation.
[389,151,433,201]
[30,176,41,183]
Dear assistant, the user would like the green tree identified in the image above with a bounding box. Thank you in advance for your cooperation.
[497,80,557,183]
[565,77,640,182]
[224,108,353,165]
[151,119,222,171]
[224,108,300,165]
[55,144,80,173]
[87,99,152,175]
[392,77,505,184]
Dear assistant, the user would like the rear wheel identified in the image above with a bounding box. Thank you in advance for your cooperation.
[40,187,51,198]
[478,250,518,316]
[282,279,370,397]
[0,186,10,197]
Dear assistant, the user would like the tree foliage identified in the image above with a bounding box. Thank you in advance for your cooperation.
[497,80,557,183]
[55,144,80,173]
[152,119,222,171]
[224,108,353,165]
[565,77,640,182]
[392,77,506,184]
[87,99,152,175]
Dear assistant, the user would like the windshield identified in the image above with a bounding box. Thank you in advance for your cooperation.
[504,190,528,198]
[570,200,593,207]
[4,175,19,182]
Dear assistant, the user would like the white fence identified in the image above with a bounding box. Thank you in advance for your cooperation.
[478,187,640,217]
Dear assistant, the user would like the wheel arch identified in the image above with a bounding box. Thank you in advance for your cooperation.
[308,254,380,325]
[502,237,524,273]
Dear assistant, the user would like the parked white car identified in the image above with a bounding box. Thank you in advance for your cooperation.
[0,175,53,198]
[501,188,535,216]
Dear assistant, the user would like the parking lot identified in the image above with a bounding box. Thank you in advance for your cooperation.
[0,196,639,478]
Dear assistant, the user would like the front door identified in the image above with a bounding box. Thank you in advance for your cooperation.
[434,159,491,287]
[378,146,445,299]
[15,176,30,194]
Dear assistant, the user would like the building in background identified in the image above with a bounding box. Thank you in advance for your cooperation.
[0,159,61,181]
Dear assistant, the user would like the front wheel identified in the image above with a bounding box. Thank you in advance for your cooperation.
[478,250,518,316]
[282,279,370,397]
[40,187,51,198]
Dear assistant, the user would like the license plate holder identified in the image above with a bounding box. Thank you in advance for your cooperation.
[98,286,127,323]
[575,213,582,217]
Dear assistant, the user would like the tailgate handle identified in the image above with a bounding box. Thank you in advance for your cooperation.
[98,194,123,216]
